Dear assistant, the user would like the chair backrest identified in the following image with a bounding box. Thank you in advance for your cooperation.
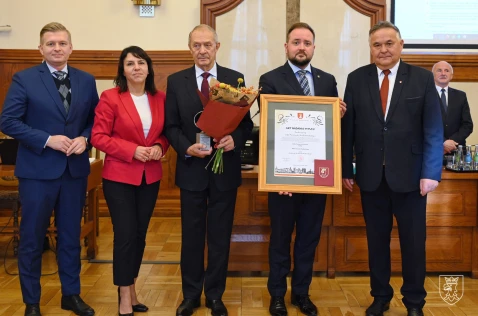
[0,175,19,187]
[89,147,102,159]
[0,138,19,165]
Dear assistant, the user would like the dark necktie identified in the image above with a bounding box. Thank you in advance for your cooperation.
[380,69,391,115]
[297,70,311,96]
[201,72,210,99]
[53,70,70,114]
[441,88,447,112]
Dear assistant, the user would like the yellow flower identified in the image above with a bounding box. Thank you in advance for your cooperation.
[237,78,244,90]
[219,83,226,88]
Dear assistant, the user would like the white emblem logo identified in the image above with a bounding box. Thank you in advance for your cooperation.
[439,275,464,305]
[319,167,329,178]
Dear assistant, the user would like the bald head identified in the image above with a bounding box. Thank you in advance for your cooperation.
[432,61,454,88]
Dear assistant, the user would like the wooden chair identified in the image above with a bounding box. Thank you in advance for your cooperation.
[0,175,20,256]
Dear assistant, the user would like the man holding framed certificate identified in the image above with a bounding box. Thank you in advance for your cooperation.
[259,22,346,316]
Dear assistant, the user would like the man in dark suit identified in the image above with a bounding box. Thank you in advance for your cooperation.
[432,61,473,153]
[0,22,98,316]
[164,24,252,316]
[259,22,346,316]
[341,21,443,316]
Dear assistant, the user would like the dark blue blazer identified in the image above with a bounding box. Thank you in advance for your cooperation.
[342,61,443,192]
[0,62,99,179]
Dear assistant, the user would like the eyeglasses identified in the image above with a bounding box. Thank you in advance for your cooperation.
[191,43,215,51]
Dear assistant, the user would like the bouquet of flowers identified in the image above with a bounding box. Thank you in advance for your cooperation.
[196,78,260,173]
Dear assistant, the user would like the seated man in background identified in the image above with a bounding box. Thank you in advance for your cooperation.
[432,61,473,154]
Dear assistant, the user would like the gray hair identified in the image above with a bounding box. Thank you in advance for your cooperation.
[432,61,454,74]
[369,21,402,41]
[188,24,219,47]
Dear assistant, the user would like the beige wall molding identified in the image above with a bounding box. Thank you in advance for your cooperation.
[343,0,386,26]
[200,0,244,29]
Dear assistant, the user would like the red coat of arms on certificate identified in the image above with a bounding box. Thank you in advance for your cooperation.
[314,160,334,186]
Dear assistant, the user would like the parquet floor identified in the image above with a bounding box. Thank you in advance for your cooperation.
[1,218,478,315]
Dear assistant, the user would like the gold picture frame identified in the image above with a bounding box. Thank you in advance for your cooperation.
[258,94,342,194]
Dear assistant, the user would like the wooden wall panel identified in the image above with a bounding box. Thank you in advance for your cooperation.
[0,49,193,107]
[335,227,473,272]
[334,177,478,227]
[401,52,478,82]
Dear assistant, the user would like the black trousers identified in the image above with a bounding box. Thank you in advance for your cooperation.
[179,176,237,300]
[267,192,327,297]
[360,173,427,309]
[103,175,160,286]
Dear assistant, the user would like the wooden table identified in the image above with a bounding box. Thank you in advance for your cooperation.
[0,159,103,259]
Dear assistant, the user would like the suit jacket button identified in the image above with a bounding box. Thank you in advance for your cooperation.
[383,127,387,131]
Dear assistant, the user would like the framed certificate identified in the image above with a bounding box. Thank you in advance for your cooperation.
[258,94,342,194]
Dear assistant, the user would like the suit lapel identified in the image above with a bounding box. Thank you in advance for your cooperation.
[185,65,205,112]
[367,65,384,121]
[39,63,67,119]
[145,93,158,144]
[217,64,229,84]
[311,67,324,96]
[437,87,457,118]
[385,62,407,123]
[281,63,305,95]
[67,66,79,120]
[119,92,146,143]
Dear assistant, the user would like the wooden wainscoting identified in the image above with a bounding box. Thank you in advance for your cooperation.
[332,171,478,277]
[0,49,193,108]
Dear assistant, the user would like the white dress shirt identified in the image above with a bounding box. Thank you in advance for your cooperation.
[436,85,448,107]
[131,93,152,138]
[195,63,218,89]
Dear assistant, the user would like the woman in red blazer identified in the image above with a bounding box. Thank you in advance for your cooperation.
[91,46,169,316]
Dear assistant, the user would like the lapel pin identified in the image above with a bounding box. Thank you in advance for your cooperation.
[317,75,320,78]
[399,81,402,84]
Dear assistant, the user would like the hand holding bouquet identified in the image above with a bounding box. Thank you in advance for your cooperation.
[196,78,260,173]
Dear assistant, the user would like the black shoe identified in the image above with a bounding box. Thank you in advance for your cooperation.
[61,295,95,316]
[269,296,287,316]
[24,304,42,316]
[291,294,317,316]
[407,308,424,316]
[132,303,148,312]
[365,300,390,316]
[206,299,228,316]
[176,299,200,316]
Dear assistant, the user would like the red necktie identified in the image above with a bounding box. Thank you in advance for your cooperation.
[380,69,391,115]
[201,72,210,99]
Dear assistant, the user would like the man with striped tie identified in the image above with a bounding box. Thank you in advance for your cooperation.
[258,22,346,316]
